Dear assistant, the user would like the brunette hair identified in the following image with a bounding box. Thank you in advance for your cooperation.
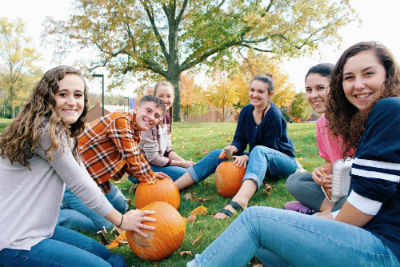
[252,74,274,93]
[138,95,166,113]
[154,81,174,133]
[305,63,334,80]
[326,41,400,157]
[0,65,88,167]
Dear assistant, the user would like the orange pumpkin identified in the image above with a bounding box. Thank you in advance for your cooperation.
[215,161,246,197]
[135,178,180,209]
[126,201,186,261]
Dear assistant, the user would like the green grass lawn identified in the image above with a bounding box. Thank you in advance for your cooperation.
[0,120,323,266]
[0,118,12,133]
[113,121,323,267]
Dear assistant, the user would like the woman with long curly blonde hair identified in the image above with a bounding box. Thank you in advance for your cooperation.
[0,65,156,267]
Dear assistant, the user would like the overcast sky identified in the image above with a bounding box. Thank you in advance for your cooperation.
[2,0,399,94]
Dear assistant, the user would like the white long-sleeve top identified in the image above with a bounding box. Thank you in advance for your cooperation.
[139,114,173,167]
[0,122,112,251]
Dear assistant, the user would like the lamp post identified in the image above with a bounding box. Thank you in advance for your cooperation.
[92,74,104,116]
[124,96,130,112]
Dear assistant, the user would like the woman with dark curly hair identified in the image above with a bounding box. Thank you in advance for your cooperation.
[186,41,400,267]
[0,66,155,267]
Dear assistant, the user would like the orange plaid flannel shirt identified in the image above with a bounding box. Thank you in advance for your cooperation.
[79,112,155,194]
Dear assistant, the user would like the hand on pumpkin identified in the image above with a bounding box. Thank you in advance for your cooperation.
[218,145,238,159]
[154,172,171,180]
[233,155,249,169]
[121,209,156,238]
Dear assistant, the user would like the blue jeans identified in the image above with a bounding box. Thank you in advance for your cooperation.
[57,183,129,232]
[128,164,187,183]
[0,226,127,267]
[189,147,297,188]
[187,207,400,267]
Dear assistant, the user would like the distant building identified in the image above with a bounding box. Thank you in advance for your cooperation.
[86,103,131,122]
[184,105,237,122]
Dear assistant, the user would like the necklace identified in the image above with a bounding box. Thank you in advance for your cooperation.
[254,102,270,127]
[260,102,270,121]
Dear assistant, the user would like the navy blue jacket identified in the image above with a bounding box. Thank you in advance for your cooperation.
[231,103,295,157]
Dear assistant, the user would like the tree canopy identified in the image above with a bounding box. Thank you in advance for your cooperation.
[229,51,296,108]
[0,17,42,118]
[44,0,356,121]
[289,91,312,122]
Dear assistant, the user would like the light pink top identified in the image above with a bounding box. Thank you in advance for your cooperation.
[316,114,353,163]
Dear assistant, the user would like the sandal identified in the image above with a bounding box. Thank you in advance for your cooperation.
[217,200,243,217]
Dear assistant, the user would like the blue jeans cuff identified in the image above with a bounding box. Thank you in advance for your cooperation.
[188,166,200,183]
[186,259,199,267]
[243,174,261,188]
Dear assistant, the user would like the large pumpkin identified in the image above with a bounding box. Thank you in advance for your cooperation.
[135,178,180,209]
[215,161,246,197]
[126,201,186,261]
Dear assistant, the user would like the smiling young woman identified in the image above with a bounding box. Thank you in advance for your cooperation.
[174,74,297,220]
[54,74,85,125]
[186,42,400,267]
[0,66,158,267]
[285,63,354,216]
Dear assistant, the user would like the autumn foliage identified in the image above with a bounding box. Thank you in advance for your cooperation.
[44,0,356,121]
[207,52,297,119]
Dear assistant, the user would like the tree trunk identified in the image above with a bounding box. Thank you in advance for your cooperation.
[11,104,15,119]
[167,73,181,121]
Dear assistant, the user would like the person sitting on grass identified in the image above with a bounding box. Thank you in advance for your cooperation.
[285,63,354,215]
[174,74,298,220]
[0,65,156,267]
[129,81,195,184]
[186,41,400,267]
[57,95,169,233]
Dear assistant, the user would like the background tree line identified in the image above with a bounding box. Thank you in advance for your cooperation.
[1,0,357,121]
[43,0,356,121]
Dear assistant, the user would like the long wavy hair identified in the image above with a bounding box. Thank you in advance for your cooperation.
[0,65,88,168]
[326,41,400,157]
[154,81,174,133]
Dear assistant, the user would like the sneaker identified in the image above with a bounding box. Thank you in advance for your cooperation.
[284,201,318,215]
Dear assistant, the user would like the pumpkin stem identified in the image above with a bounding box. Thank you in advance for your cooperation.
[224,148,234,162]
[147,178,158,185]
